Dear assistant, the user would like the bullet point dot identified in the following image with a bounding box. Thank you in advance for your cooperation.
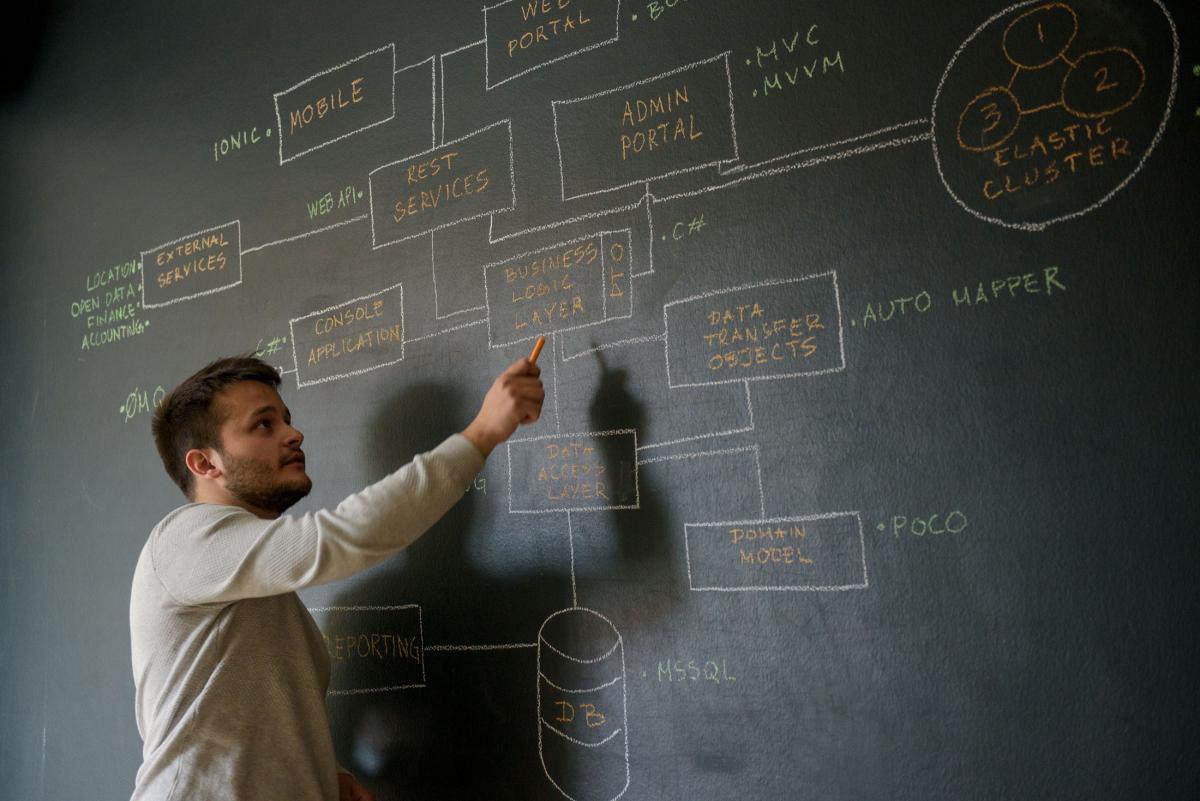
[661,235,666,240]
[631,14,637,21]
[752,90,758,97]
[877,523,885,531]
[745,59,751,66]
[266,129,272,137]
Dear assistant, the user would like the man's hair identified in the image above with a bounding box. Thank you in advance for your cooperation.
[152,355,282,498]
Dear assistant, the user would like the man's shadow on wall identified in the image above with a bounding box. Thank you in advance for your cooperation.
[327,355,682,800]
[325,382,552,800]
[588,349,675,571]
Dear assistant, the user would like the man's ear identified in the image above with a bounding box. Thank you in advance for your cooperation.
[184,448,223,484]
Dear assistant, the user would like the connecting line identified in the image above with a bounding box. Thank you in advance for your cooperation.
[430,231,487,320]
[567,511,578,608]
[637,380,755,451]
[652,132,932,204]
[429,56,437,149]
[240,213,370,256]
[484,122,916,250]
[425,643,538,652]
[402,316,487,346]
[560,333,666,363]
[394,55,432,77]
[752,444,766,519]
[636,181,655,277]
[1020,101,1063,116]
[438,39,486,147]
[636,443,759,465]
[487,196,646,245]
[718,119,930,176]
[393,56,437,149]
[637,444,766,520]
[551,332,561,433]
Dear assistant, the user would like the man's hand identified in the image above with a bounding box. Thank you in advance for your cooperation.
[461,357,545,457]
[338,771,375,801]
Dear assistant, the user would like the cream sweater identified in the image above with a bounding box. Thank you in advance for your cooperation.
[129,434,484,800]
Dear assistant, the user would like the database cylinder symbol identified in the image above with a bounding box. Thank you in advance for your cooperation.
[537,607,630,801]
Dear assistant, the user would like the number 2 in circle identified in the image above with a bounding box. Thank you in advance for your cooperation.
[1094,66,1118,93]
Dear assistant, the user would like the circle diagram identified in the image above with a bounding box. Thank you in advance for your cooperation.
[1002,3,1079,70]
[1062,47,1147,117]
[932,0,1178,231]
[957,86,1022,152]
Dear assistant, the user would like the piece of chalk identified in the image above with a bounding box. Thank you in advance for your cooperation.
[529,335,546,364]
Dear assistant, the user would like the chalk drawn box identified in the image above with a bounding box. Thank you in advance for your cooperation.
[484,0,622,89]
[684,512,868,592]
[483,230,633,348]
[369,120,516,248]
[309,604,426,695]
[274,44,397,165]
[663,271,845,388]
[140,220,242,309]
[551,53,738,199]
[507,430,639,513]
[288,282,404,387]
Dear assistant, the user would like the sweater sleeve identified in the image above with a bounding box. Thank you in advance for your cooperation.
[151,434,484,606]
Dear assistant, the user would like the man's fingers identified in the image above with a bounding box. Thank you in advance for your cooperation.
[500,375,544,408]
[519,399,542,424]
[504,357,540,378]
[518,403,543,421]
[516,384,544,422]
[508,378,545,400]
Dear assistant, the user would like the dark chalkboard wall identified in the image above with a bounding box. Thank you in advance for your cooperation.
[2,1,1198,798]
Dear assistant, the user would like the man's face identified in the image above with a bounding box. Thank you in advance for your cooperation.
[211,381,311,515]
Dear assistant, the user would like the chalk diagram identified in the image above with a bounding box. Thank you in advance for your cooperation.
[125,1,1178,797]
[953,4,1147,153]
[933,0,1178,230]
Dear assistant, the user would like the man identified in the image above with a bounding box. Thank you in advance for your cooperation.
[129,355,544,801]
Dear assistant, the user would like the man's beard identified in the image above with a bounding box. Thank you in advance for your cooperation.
[221,452,312,515]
